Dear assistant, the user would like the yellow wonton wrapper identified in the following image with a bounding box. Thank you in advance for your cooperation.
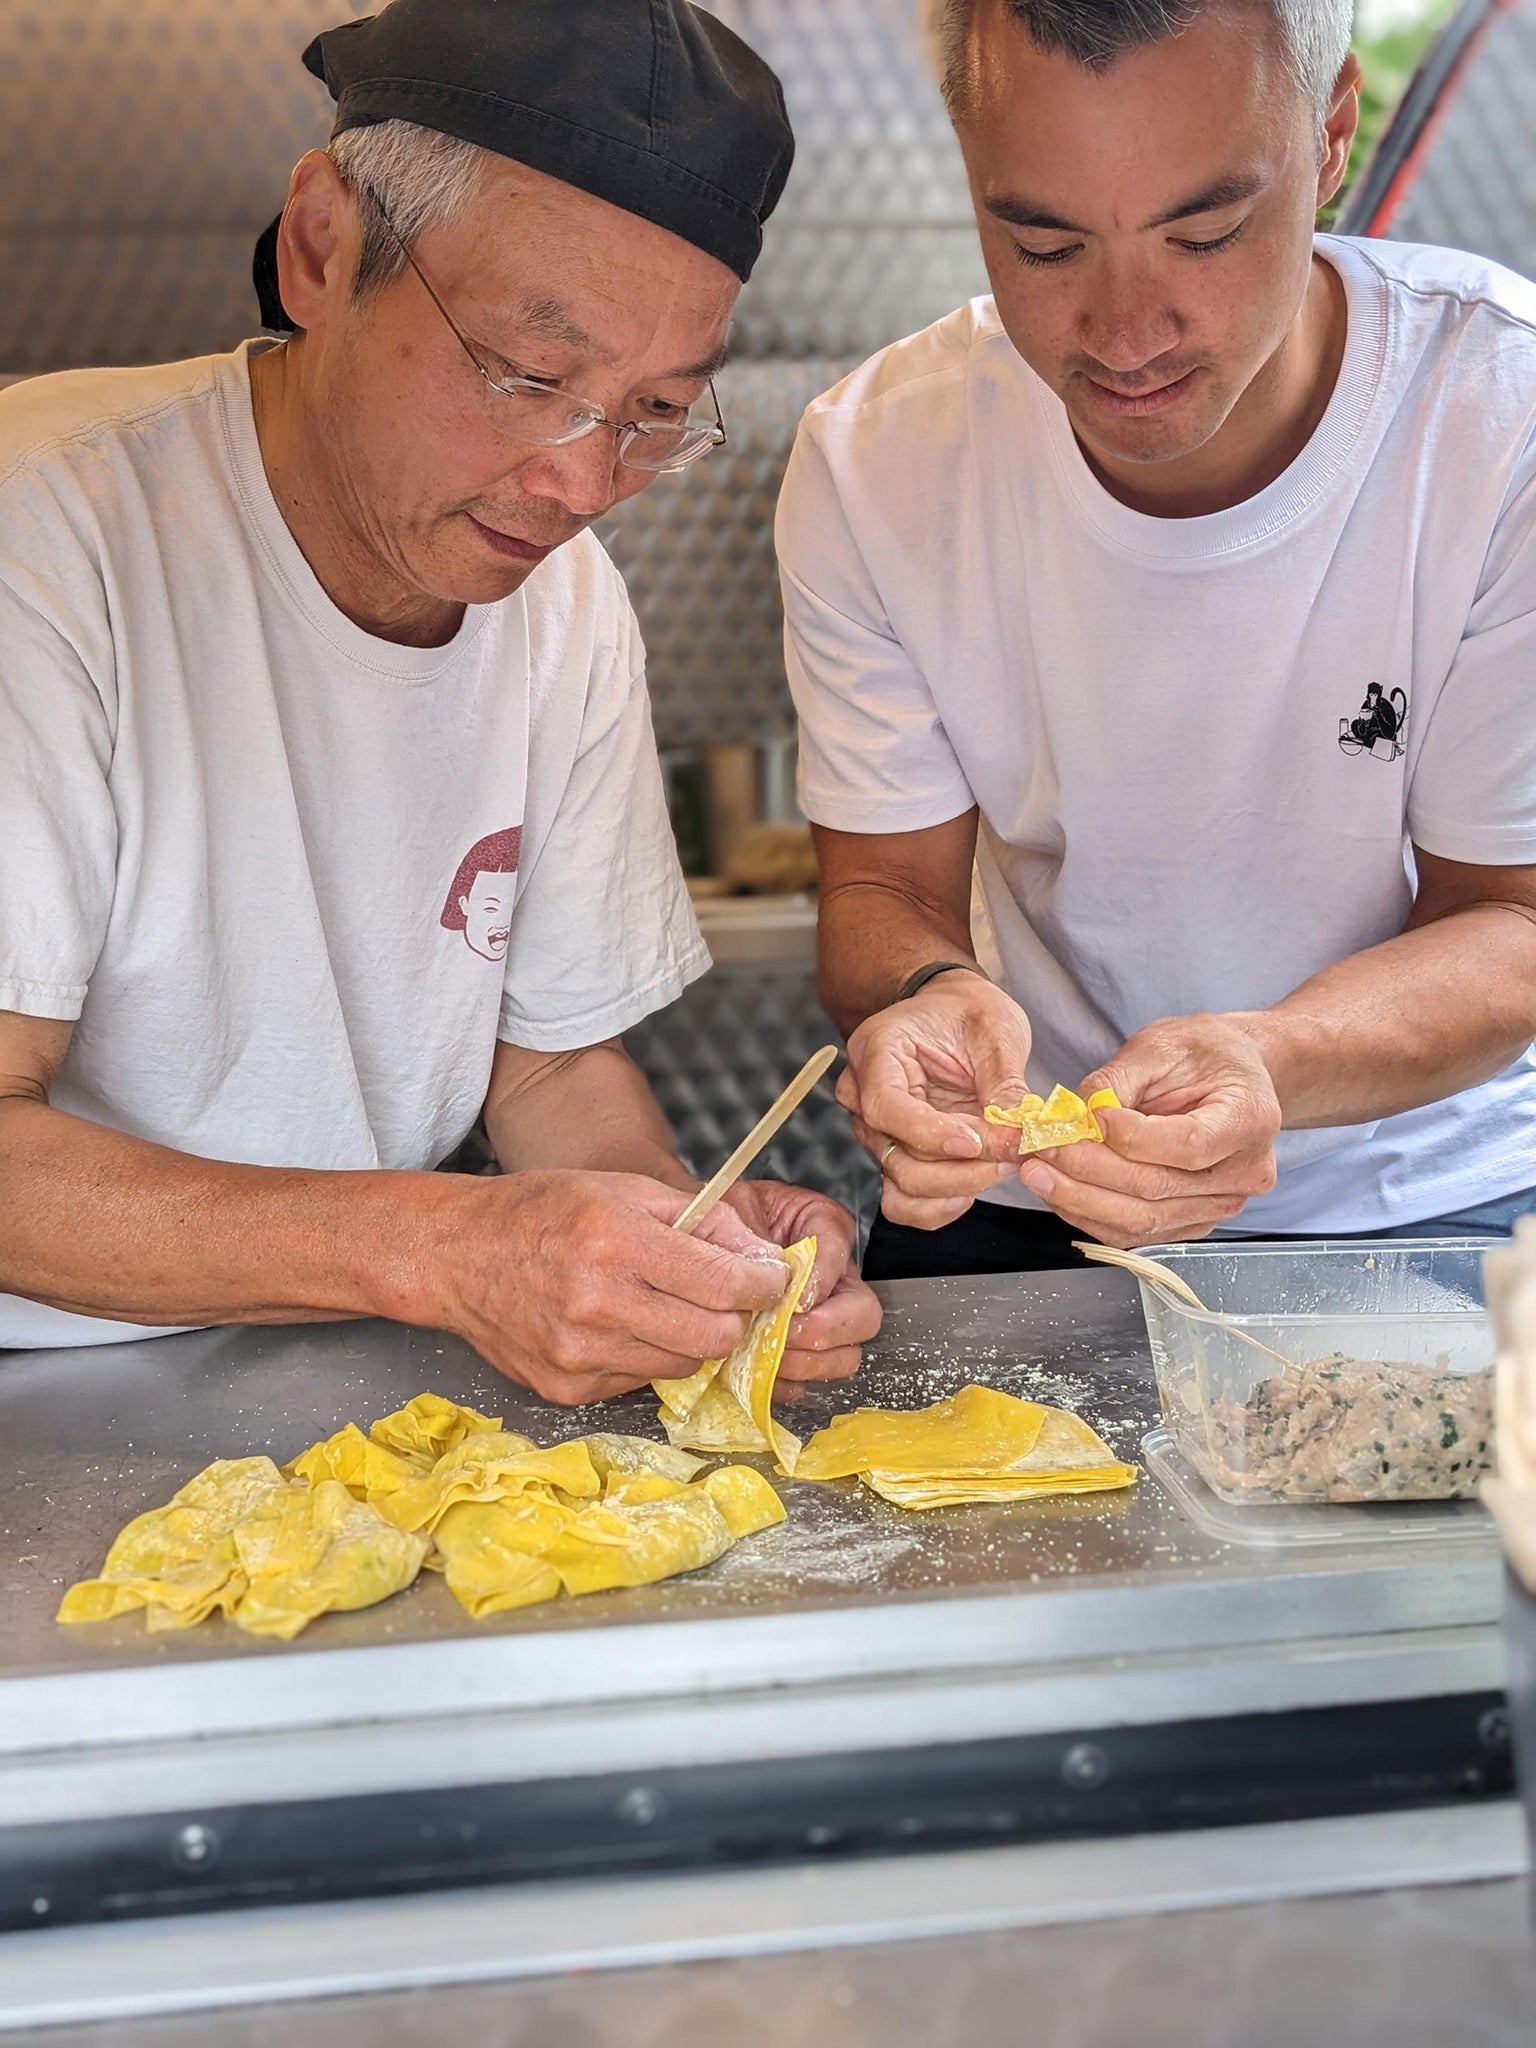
[226,1480,430,1640]
[578,1432,706,1485]
[983,1084,1121,1153]
[57,1458,430,1638]
[795,1387,1138,1512]
[795,1384,1047,1482]
[368,1392,507,1468]
[377,1436,601,1535]
[284,1422,422,1499]
[539,1489,738,1597]
[59,1398,788,1639]
[654,1236,817,1470]
[699,1463,786,1539]
[431,1499,569,1618]
[601,1471,692,1507]
[861,1466,1137,1510]
[430,1462,784,1614]
[56,1457,291,1631]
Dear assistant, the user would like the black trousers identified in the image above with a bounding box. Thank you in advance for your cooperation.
[862,1203,1092,1282]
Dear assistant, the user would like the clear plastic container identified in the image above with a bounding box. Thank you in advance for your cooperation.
[1135,1239,1496,1507]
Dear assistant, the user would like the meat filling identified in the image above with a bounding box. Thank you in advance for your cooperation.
[1202,1355,1494,1503]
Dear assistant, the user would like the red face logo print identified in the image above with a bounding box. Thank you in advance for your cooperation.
[440,827,523,962]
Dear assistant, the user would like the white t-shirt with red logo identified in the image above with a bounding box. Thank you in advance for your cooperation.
[779,237,1536,1235]
[0,342,706,1347]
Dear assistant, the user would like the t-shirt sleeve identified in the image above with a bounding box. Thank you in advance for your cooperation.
[496,583,707,1052]
[776,408,975,834]
[0,518,117,1021]
[1408,436,1536,865]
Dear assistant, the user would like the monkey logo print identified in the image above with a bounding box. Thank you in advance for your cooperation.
[1339,683,1408,762]
[440,827,523,961]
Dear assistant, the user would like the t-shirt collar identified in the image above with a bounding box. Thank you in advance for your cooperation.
[1027,234,1391,563]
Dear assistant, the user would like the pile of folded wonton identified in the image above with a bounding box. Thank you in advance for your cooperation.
[61,1232,1137,1642]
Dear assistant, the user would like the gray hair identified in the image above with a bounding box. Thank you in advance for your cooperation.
[328,120,495,298]
[938,0,1354,131]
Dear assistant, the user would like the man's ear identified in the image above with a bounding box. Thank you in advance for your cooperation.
[1316,52,1363,209]
[275,150,358,334]
[459,895,471,917]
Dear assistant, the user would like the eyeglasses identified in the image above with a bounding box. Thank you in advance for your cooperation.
[360,187,728,475]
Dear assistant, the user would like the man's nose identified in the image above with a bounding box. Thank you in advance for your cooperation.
[1079,265,1181,375]
[518,429,625,521]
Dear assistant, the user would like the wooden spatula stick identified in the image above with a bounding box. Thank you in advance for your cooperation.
[673,1044,839,1236]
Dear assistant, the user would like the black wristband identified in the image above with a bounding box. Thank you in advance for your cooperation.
[892,960,983,1006]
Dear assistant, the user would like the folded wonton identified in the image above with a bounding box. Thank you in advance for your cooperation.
[56,1457,429,1638]
[367,1392,506,1466]
[60,1404,785,1636]
[983,1084,1121,1153]
[654,1236,817,1471]
[425,1458,784,1615]
[376,1436,602,1535]
[283,1422,422,1498]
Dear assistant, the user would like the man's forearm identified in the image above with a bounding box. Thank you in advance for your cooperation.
[811,815,986,1038]
[484,1041,693,1189]
[0,1098,462,1327]
[817,884,979,1039]
[1238,903,1536,1128]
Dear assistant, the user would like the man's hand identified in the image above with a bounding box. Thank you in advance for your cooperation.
[1019,1014,1280,1248]
[434,1171,794,1405]
[838,973,1034,1229]
[722,1177,882,1381]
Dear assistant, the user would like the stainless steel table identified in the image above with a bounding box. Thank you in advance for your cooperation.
[0,1270,1524,2033]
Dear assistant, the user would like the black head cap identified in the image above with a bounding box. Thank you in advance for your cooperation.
[255,0,793,330]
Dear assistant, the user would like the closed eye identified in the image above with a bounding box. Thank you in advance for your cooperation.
[500,361,564,391]
[1012,219,1249,268]
[1012,240,1082,269]
[1173,221,1248,256]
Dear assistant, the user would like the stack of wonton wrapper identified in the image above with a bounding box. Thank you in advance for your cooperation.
[792,1384,1138,1509]
[57,1392,783,1641]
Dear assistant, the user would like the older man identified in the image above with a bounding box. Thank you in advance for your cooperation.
[0,0,879,1394]
[780,0,1536,1276]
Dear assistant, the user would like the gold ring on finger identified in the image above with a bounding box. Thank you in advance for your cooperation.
[881,1140,899,1172]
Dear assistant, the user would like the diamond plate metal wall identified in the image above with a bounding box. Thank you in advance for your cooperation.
[605,0,987,747]
[624,963,880,1233]
[0,0,358,374]
[712,0,987,361]
[595,357,861,747]
[1378,2,1536,281]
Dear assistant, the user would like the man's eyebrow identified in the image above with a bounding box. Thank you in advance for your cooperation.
[495,298,728,382]
[984,194,1087,233]
[510,296,601,353]
[1145,173,1265,227]
[656,338,732,382]
[984,172,1264,237]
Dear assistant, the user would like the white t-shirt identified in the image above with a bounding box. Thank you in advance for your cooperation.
[779,237,1536,1235]
[0,343,706,1347]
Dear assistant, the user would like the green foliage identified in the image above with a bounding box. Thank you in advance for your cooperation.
[1320,1,1460,224]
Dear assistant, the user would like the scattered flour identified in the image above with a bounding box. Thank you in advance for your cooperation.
[705,1480,929,1590]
